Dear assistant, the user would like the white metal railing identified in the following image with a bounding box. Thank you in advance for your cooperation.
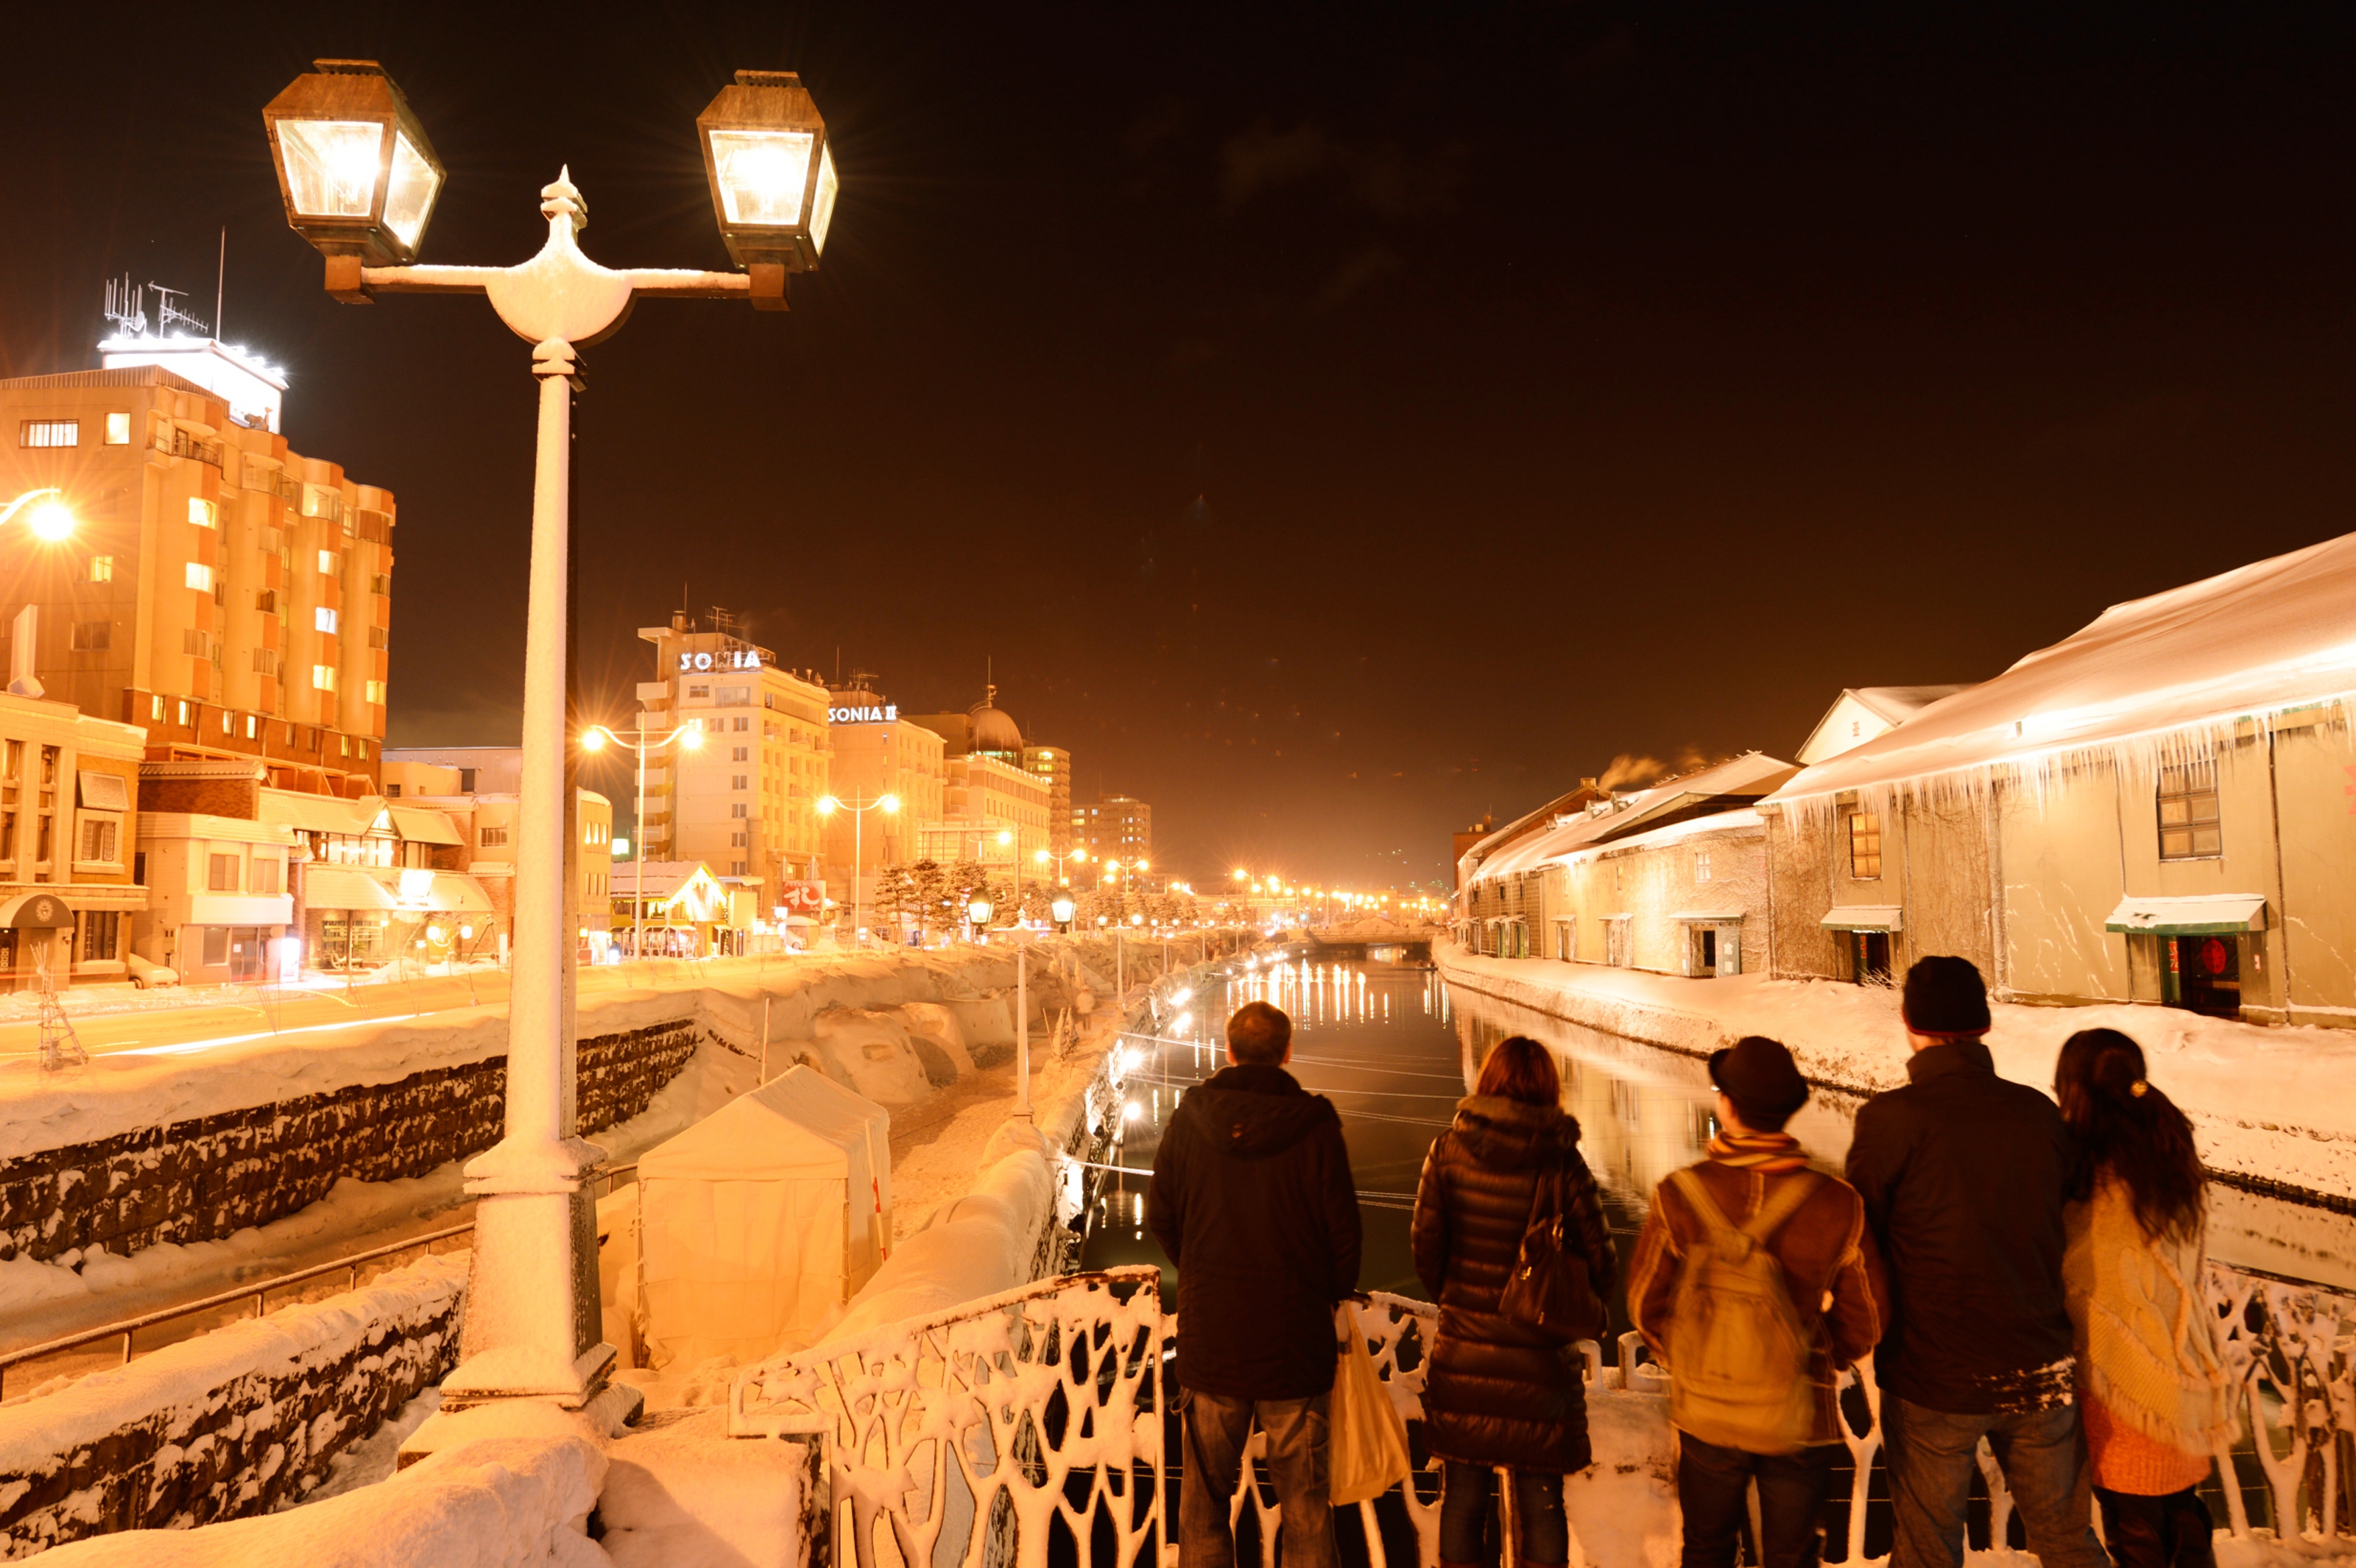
[730,1255,2356,1567]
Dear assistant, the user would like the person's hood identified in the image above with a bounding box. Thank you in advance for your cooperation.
[1451,1094,1582,1170]
[1182,1064,1340,1156]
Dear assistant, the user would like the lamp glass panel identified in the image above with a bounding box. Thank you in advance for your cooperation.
[709,129,815,227]
[384,131,441,248]
[810,144,840,253]
[278,119,384,218]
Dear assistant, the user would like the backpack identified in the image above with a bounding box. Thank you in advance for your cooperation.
[1664,1166,1824,1455]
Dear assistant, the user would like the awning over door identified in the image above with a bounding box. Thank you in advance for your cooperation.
[1671,910,1747,923]
[2104,894,2268,936]
[303,866,400,912]
[389,806,464,847]
[1820,905,1903,932]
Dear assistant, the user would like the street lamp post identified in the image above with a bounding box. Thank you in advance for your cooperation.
[583,721,703,962]
[264,58,837,1419]
[967,892,994,944]
[817,791,899,947]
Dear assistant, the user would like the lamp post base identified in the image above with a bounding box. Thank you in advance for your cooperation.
[438,1134,615,1411]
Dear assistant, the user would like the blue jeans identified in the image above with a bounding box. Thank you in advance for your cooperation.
[1883,1396,2108,1568]
[1439,1461,1569,1564]
[1676,1434,1837,1568]
[1177,1388,1334,1568]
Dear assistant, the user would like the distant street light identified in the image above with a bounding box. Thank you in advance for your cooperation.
[817,791,899,947]
[265,57,839,1421]
[584,721,702,964]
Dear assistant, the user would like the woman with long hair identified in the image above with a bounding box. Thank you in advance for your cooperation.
[1411,1035,1615,1568]
[2055,1028,2235,1568]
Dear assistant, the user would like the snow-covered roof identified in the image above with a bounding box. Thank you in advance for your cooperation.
[1468,756,1792,886]
[1795,685,1973,765]
[1768,529,2356,802]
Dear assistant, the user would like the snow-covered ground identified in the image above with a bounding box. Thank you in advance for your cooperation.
[1435,941,2356,1208]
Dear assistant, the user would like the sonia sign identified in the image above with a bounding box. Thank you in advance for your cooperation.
[679,649,766,673]
[827,703,897,724]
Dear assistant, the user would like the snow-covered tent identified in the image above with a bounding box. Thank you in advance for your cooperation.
[635,1065,893,1369]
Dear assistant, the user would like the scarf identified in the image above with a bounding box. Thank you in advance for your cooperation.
[1707,1129,1808,1173]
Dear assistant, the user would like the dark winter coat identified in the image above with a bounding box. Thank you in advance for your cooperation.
[1844,1038,2078,1415]
[1410,1095,1616,1473]
[1146,1063,1361,1400]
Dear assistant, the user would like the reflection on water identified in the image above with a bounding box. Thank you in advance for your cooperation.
[1081,957,2356,1304]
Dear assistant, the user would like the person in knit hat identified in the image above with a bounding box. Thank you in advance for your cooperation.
[1845,957,2108,1568]
[1628,1036,1888,1568]
[2056,1028,2234,1568]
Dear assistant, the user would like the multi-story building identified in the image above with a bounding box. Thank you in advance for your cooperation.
[381,747,614,956]
[0,687,145,988]
[0,342,394,797]
[635,611,830,892]
[1022,746,1073,856]
[1073,794,1153,868]
[822,677,944,896]
[909,689,1051,875]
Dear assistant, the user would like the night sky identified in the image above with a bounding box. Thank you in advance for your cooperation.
[5,4,2352,892]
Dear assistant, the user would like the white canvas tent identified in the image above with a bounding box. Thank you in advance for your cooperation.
[635,1064,893,1369]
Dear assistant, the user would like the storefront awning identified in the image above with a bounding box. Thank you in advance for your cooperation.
[1671,910,1747,923]
[264,791,374,836]
[2104,894,2268,936]
[303,866,400,912]
[1820,905,1903,932]
[388,806,464,847]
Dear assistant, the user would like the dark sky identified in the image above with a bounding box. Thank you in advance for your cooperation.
[6,4,2353,893]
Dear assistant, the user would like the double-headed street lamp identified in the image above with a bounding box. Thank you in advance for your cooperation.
[582,721,705,961]
[815,792,898,947]
[1,489,76,540]
[264,57,838,1419]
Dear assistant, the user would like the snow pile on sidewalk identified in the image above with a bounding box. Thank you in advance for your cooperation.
[1435,943,2356,1202]
[35,1434,610,1567]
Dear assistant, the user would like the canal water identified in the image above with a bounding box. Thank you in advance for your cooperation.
[1082,953,2356,1304]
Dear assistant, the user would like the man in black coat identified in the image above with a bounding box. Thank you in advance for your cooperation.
[1149,1000,1361,1568]
[1844,957,2108,1568]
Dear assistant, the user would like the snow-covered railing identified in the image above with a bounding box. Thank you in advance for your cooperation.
[2207,1262,2356,1543]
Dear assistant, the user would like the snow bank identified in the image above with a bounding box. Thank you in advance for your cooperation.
[597,1407,816,1568]
[0,1254,464,1553]
[1434,943,2356,1206]
[817,1120,1054,1346]
[1562,1388,1676,1567]
[32,1434,610,1567]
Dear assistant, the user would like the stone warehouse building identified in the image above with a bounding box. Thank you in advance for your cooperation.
[1456,753,1795,974]
[1762,527,2356,1025]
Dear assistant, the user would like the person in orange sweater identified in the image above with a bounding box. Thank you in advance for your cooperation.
[1628,1036,1889,1568]
[2056,1028,2235,1568]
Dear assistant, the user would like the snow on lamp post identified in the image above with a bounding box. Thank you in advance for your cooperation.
[264,57,835,1423]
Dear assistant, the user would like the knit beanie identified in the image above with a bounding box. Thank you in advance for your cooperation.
[1902,955,1991,1036]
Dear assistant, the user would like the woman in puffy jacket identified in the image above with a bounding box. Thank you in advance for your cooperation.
[1411,1035,1615,1568]
[2055,1028,2235,1568]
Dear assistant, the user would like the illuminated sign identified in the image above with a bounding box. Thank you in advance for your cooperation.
[827,703,897,724]
[678,649,768,673]
[776,880,825,917]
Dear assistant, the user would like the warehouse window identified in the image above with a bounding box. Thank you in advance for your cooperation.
[2158,760,2222,861]
[1848,810,1882,880]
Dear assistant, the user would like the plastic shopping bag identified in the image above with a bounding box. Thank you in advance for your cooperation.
[1328,1302,1412,1505]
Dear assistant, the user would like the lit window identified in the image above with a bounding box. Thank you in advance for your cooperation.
[316,607,339,635]
[365,679,387,705]
[2158,761,2222,860]
[186,562,214,593]
[89,556,113,583]
[312,664,337,692]
[319,549,339,575]
[19,420,77,448]
[189,498,216,529]
[1848,811,1882,880]
[105,412,131,445]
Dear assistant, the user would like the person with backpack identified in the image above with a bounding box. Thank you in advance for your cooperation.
[1846,956,2109,1568]
[2055,1028,2234,1568]
[1629,1035,1889,1568]
[1411,1035,1616,1568]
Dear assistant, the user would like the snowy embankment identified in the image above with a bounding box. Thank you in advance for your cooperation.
[1434,942,2356,1206]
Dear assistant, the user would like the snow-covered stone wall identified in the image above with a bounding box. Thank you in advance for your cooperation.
[0,1020,698,1267]
[0,1254,465,1558]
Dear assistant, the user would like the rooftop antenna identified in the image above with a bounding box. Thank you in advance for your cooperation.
[102,275,147,336]
[214,227,227,342]
[149,282,208,338]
